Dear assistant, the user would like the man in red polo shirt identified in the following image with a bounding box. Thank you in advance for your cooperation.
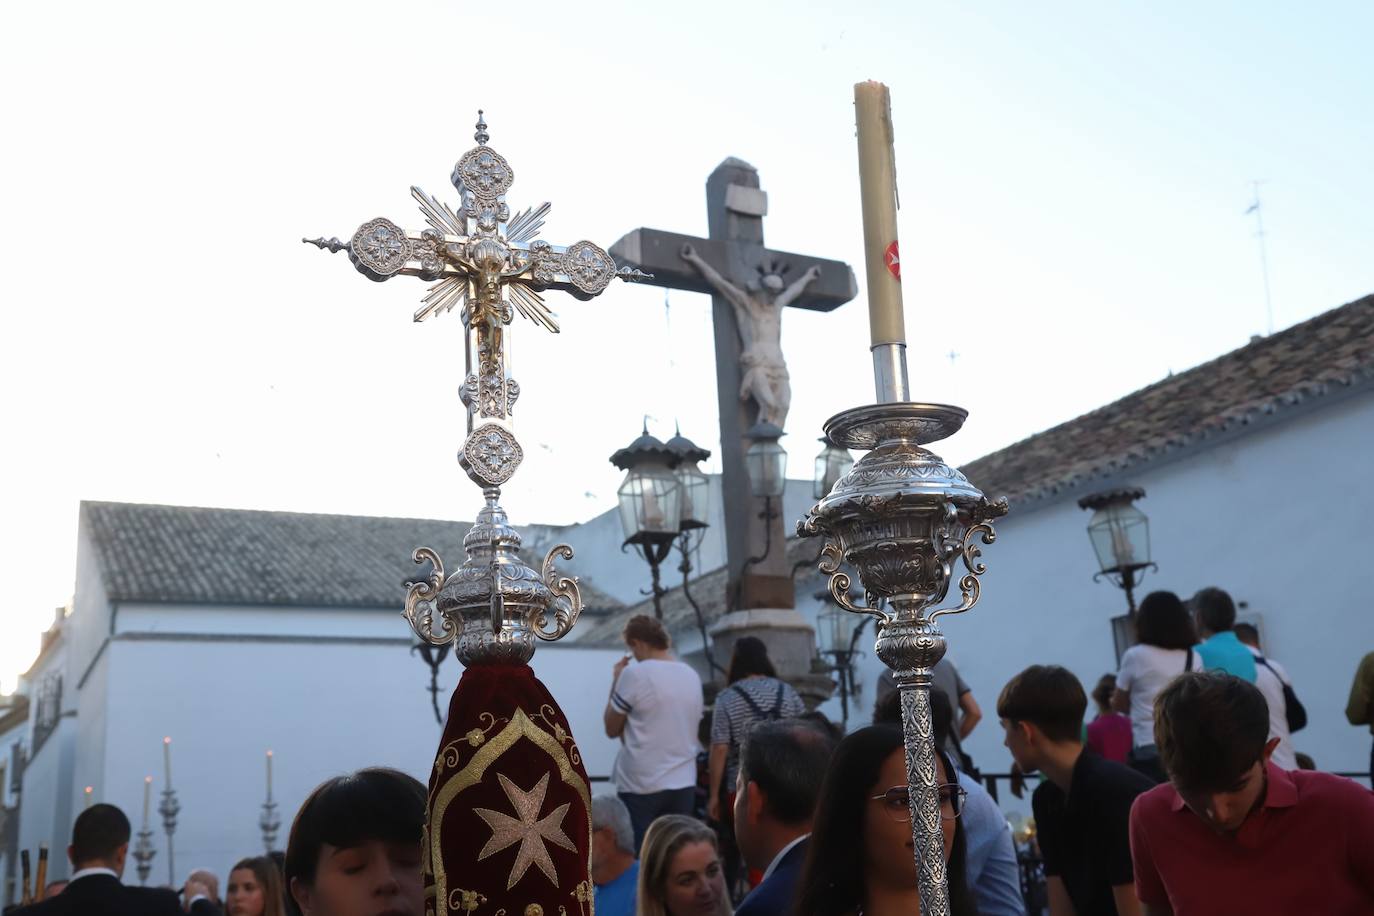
[1130,671,1374,915]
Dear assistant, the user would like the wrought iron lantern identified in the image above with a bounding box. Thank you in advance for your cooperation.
[613,427,684,543]
[744,421,788,499]
[1078,486,1155,614]
[816,594,868,730]
[666,429,712,532]
[612,427,687,618]
[813,436,855,500]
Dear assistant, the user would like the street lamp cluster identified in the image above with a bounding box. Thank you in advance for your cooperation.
[611,426,714,618]
[611,423,855,626]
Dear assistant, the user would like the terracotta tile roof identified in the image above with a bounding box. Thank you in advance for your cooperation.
[960,294,1374,506]
[80,501,623,612]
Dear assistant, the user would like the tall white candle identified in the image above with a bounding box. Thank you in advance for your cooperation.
[83,786,93,809]
[853,80,906,348]
[163,736,173,789]
[142,776,152,826]
[266,750,274,801]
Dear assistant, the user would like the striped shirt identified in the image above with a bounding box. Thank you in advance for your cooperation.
[711,676,806,788]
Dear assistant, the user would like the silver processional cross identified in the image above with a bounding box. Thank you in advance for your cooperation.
[306,110,648,492]
[305,111,649,663]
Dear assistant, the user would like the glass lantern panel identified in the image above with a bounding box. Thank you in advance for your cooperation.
[820,605,858,654]
[746,440,788,499]
[814,445,855,500]
[676,463,711,528]
[1087,503,1150,572]
[617,465,683,539]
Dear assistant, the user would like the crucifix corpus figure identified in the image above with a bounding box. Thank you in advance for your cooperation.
[679,244,820,429]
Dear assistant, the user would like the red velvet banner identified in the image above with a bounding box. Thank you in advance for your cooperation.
[424,663,593,916]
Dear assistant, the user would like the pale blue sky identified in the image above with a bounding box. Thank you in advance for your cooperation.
[1,0,1370,690]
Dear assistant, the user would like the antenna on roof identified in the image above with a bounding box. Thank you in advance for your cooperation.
[1245,180,1274,336]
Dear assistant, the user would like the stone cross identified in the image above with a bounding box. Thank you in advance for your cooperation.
[611,159,856,609]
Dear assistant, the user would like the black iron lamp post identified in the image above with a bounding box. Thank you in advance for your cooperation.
[1078,486,1156,614]
[666,429,723,676]
[612,426,686,619]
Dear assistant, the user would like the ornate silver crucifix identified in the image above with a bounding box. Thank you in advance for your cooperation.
[306,111,649,665]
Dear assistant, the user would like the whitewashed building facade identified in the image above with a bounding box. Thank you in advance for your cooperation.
[3,293,1370,902]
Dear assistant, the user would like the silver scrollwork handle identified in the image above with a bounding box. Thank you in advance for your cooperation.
[535,544,583,642]
[819,542,888,622]
[403,547,454,645]
[929,524,996,623]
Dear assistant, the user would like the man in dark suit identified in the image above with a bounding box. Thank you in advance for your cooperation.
[731,719,833,916]
[16,803,182,916]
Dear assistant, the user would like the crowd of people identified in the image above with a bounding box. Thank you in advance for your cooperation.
[596,601,1374,916]
[10,591,1374,916]
[8,768,423,916]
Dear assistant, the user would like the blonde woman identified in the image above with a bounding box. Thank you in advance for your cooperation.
[636,815,731,916]
[225,856,286,916]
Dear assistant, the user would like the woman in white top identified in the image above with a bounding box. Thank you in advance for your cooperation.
[1113,590,1197,783]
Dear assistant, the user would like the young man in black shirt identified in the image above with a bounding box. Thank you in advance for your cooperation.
[998,665,1153,916]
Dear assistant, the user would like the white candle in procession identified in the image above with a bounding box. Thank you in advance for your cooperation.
[163,736,173,789]
[142,776,152,826]
[266,750,274,801]
[83,786,93,809]
[853,80,906,349]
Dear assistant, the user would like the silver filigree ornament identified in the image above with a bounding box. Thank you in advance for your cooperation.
[350,217,410,278]
[564,241,616,296]
[462,425,524,486]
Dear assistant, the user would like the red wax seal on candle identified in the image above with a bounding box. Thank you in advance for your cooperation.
[885,241,900,279]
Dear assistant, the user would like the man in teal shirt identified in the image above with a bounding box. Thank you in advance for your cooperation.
[1190,587,1257,682]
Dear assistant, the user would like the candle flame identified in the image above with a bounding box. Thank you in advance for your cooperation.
[163,736,171,744]
[145,776,152,784]
[84,786,92,794]
[267,749,273,757]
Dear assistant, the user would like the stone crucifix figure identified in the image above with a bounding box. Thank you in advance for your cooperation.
[680,244,820,429]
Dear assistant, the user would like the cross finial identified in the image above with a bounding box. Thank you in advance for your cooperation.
[474,109,489,145]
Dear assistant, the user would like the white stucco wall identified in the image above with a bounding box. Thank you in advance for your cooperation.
[839,388,1374,779]
[78,611,624,886]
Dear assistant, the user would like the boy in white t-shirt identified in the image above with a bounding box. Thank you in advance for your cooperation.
[603,614,705,851]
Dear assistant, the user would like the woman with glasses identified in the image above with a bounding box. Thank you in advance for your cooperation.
[792,724,977,916]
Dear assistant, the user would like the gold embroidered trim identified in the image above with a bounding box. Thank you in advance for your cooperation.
[429,708,593,911]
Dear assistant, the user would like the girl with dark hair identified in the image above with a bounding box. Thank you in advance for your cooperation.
[1114,590,1198,782]
[707,637,805,892]
[792,725,976,916]
[226,856,286,916]
[284,768,426,916]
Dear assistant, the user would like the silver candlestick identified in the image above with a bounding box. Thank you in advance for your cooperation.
[798,82,1008,916]
[158,787,180,887]
[132,827,157,886]
[260,798,281,853]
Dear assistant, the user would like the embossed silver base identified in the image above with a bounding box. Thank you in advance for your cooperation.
[404,488,583,666]
[799,401,1006,916]
[132,827,156,887]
